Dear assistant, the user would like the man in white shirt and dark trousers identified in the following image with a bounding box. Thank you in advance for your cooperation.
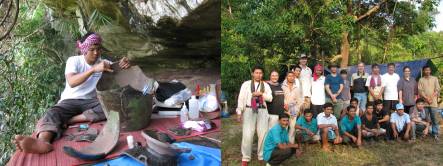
[298,53,312,109]
[382,63,400,114]
[13,33,130,154]
[237,66,273,166]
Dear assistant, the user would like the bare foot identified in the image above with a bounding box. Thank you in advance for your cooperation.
[295,149,303,157]
[17,136,53,154]
[322,146,332,152]
[13,135,24,151]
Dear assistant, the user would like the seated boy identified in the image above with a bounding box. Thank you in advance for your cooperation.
[295,110,320,143]
[409,98,430,140]
[361,103,386,139]
[317,103,342,151]
[390,103,411,141]
[340,105,362,147]
[264,113,300,166]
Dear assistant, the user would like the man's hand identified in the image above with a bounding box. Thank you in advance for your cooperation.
[307,131,314,137]
[93,61,113,73]
[404,133,409,140]
[119,57,130,69]
[332,125,339,131]
[372,129,379,136]
[376,94,383,100]
[393,131,398,138]
[252,91,263,97]
[334,136,341,144]
[289,143,299,149]
[284,104,289,111]
[357,138,362,146]
[236,114,242,123]
[351,136,357,143]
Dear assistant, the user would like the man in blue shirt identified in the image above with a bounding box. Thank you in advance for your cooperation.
[325,64,344,119]
[295,110,319,143]
[390,103,411,141]
[264,114,300,165]
[340,105,362,147]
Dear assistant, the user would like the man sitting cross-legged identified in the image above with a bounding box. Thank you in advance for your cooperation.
[409,98,431,140]
[390,103,412,141]
[361,103,386,141]
[340,105,362,147]
[294,110,320,144]
[264,113,301,166]
[12,32,130,154]
[317,103,342,151]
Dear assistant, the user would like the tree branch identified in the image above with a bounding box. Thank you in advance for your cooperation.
[356,0,387,22]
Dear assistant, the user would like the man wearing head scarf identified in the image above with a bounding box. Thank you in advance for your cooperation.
[310,64,326,118]
[13,32,131,154]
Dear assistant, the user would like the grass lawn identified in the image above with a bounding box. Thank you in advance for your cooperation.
[222,116,443,166]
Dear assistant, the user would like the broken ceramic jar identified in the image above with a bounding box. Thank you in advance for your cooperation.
[96,63,156,131]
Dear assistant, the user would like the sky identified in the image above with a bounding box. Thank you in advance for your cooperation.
[432,1,443,32]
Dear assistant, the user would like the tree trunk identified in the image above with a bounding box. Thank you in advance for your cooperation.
[340,31,350,67]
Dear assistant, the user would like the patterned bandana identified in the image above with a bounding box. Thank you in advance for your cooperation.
[76,33,102,55]
[313,64,323,81]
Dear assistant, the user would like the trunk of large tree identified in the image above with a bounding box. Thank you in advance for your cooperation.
[340,31,350,67]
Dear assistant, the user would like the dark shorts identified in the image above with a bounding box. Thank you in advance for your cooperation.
[36,98,106,141]
[267,148,295,165]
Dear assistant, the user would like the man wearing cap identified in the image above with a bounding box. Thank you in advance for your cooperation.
[298,53,312,109]
[13,32,131,154]
[236,66,273,166]
[325,64,344,119]
[390,103,411,141]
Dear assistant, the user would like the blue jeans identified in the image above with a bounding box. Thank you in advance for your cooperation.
[426,107,440,136]
[353,92,367,111]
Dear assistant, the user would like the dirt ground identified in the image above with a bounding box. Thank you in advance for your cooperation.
[222,114,443,166]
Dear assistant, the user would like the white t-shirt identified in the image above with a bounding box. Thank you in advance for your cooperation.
[300,66,312,97]
[382,73,400,100]
[59,55,111,102]
[310,76,326,105]
[317,112,338,130]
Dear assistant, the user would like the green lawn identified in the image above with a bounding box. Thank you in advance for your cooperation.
[222,117,443,166]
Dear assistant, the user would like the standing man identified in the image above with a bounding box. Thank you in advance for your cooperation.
[325,64,344,119]
[266,70,285,128]
[340,69,352,114]
[418,66,440,141]
[13,33,131,154]
[236,66,273,165]
[263,114,300,166]
[351,62,369,111]
[311,64,326,117]
[366,64,384,102]
[397,66,418,114]
[282,70,303,144]
[317,103,342,151]
[382,63,400,114]
[299,53,312,109]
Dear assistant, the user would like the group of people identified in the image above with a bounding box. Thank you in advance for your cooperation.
[236,54,441,166]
